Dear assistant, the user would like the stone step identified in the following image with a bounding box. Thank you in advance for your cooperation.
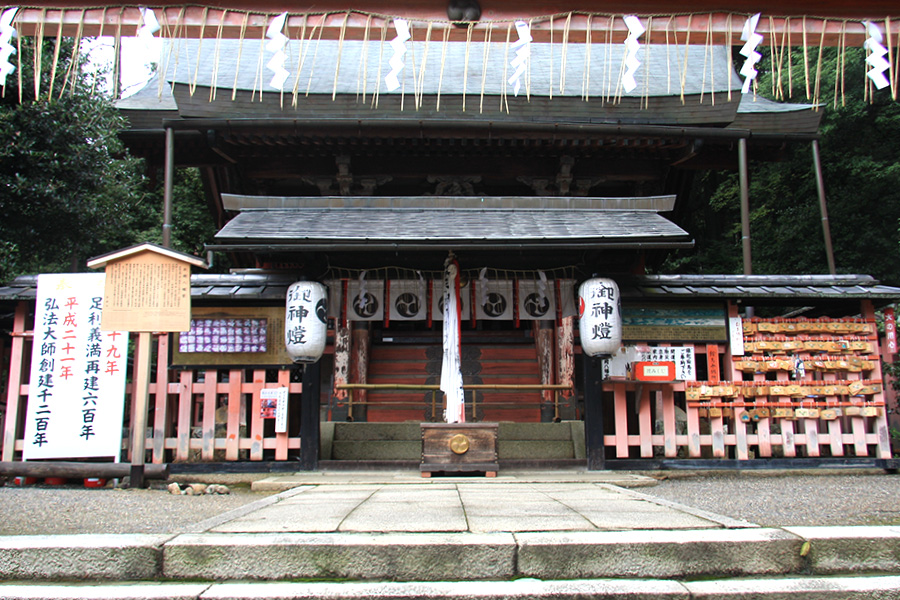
[332,422,422,442]
[498,440,576,459]
[328,422,585,461]
[331,439,421,460]
[331,439,578,461]
[3,575,900,600]
[5,527,900,583]
[498,421,577,441]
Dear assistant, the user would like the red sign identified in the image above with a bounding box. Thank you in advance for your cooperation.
[633,361,677,381]
[886,307,897,355]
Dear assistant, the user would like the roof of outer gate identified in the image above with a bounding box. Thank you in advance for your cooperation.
[211,207,693,251]
[209,194,692,252]
[4,274,899,311]
[120,38,819,131]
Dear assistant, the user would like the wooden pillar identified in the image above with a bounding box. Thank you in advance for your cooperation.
[299,361,321,471]
[535,320,555,422]
[130,331,153,488]
[738,137,752,275]
[349,322,370,421]
[583,355,606,470]
[1,302,28,462]
[151,333,171,464]
[556,316,575,419]
[162,126,174,248]
[811,139,837,275]
[331,323,351,422]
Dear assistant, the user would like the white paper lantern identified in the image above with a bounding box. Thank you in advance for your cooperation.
[578,278,623,357]
[285,281,328,363]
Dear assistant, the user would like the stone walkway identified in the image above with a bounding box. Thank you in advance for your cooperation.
[207,480,749,534]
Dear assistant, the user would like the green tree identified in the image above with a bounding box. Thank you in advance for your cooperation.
[661,47,900,285]
[0,37,157,281]
[135,167,220,260]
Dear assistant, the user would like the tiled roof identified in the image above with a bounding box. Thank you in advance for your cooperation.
[2,273,898,303]
[623,274,900,300]
[160,38,740,99]
[211,207,693,250]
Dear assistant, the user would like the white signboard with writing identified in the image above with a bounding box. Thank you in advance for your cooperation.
[601,345,696,381]
[261,387,289,433]
[729,316,745,357]
[23,274,128,459]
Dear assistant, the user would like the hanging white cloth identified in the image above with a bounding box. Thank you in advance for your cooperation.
[440,256,466,423]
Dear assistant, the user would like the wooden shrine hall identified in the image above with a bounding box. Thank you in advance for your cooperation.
[2,2,900,472]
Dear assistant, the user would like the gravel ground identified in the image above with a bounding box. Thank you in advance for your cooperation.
[0,483,273,535]
[1,471,899,534]
[642,471,900,527]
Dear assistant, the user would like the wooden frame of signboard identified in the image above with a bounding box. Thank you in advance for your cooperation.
[170,306,293,368]
[87,243,207,488]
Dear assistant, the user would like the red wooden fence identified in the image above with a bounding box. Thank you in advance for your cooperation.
[2,306,304,463]
[2,299,895,464]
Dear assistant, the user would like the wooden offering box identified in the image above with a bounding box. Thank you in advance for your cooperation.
[421,423,499,477]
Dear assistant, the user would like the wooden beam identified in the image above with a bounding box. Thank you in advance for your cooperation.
[8,5,899,46]
[0,461,169,479]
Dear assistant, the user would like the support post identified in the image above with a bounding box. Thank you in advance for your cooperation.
[299,361,321,471]
[130,331,153,488]
[583,355,606,470]
[811,139,837,275]
[1,302,28,462]
[738,137,752,275]
[330,323,351,422]
[535,320,556,422]
[349,322,370,422]
[162,126,174,248]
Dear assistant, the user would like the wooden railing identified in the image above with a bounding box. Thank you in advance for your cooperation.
[336,383,575,422]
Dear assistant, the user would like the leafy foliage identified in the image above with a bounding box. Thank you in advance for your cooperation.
[0,38,217,281]
[661,47,900,285]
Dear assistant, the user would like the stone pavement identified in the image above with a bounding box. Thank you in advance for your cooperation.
[3,470,900,599]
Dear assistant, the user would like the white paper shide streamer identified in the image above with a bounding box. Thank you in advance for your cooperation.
[508,20,532,96]
[265,12,289,90]
[137,7,160,43]
[0,7,18,86]
[622,15,645,93]
[864,21,891,90]
[441,258,465,423]
[739,13,762,94]
[385,18,410,92]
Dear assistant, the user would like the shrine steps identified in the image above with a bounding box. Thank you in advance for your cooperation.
[3,526,900,599]
[323,421,586,463]
[4,576,900,599]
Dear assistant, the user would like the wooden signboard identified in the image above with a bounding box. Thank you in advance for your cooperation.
[87,243,207,488]
[87,243,205,333]
[100,253,192,333]
[622,302,728,342]
[171,306,293,367]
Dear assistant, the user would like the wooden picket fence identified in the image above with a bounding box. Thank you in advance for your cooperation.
[1,300,895,465]
[143,332,304,463]
[2,301,304,463]
[603,328,893,460]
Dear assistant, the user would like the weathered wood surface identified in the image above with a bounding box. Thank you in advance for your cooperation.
[421,422,499,474]
[0,461,169,479]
